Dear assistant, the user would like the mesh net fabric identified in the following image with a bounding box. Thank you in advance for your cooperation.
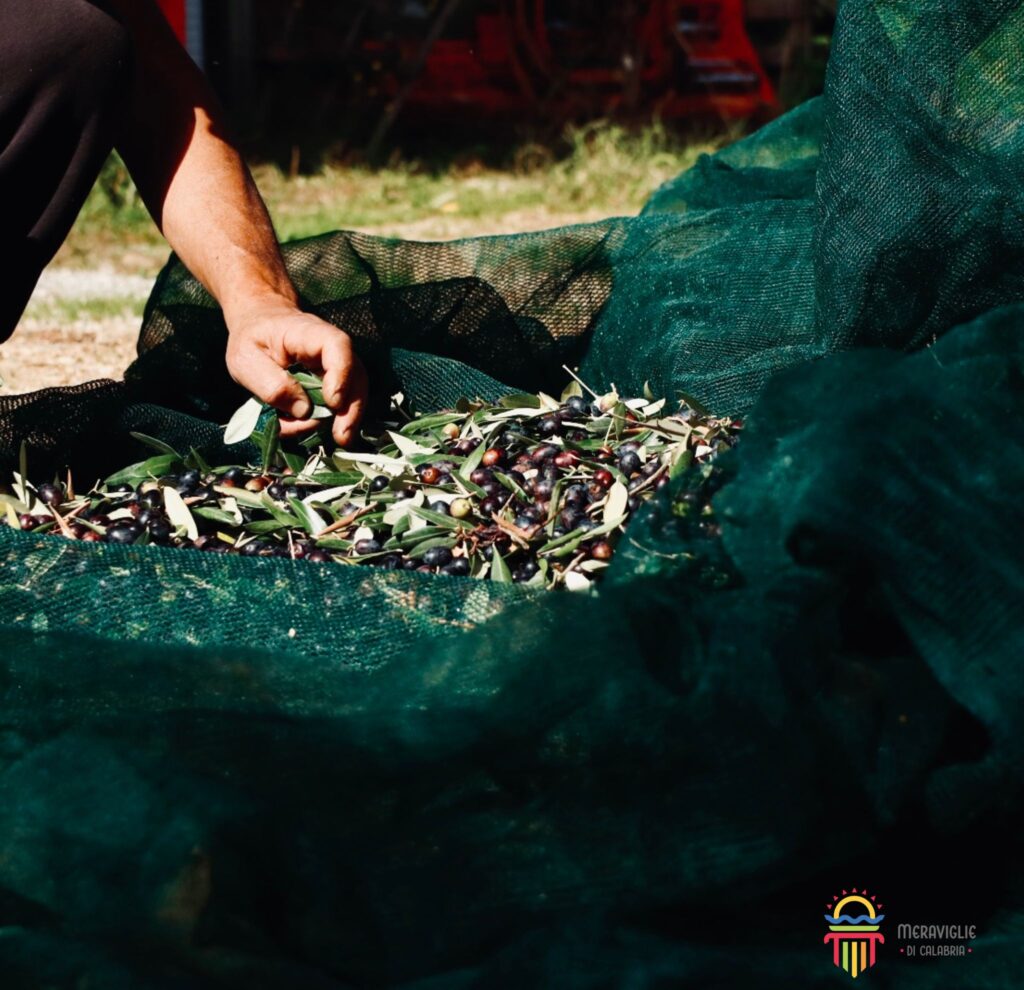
[2,1,1024,984]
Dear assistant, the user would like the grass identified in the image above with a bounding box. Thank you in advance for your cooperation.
[56,121,728,275]
[22,296,147,325]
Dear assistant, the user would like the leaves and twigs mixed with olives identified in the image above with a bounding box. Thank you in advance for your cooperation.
[1,376,741,591]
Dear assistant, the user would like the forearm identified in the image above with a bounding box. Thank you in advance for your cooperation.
[155,112,299,325]
[109,0,296,324]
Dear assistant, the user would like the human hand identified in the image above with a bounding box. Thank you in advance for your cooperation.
[225,303,368,446]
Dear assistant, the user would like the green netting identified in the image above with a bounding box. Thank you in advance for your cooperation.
[2,0,1024,984]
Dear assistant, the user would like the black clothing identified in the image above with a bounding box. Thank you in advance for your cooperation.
[0,0,130,338]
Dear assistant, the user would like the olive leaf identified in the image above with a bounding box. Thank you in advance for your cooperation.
[490,551,512,583]
[603,481,629,524]
[388,431,436,458]
[187,447,213,474]
[459,441,487,481]
[224,396,264,445]
[400,412,463,435]
[409,505,463,531]
[563,569,592,593]
[162,485,198,541]
[104,454,179,487]
[499,393,541,409]
[130,432,182,458]
[259,415,281,473]
[288,496,327,536]
[4,502,20,530]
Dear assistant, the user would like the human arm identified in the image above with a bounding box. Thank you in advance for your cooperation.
[105,0,366,444]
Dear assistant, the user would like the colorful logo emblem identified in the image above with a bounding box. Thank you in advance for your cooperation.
[824,890,884,979]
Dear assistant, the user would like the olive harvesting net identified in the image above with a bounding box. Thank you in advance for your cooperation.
[2,1,1024,985]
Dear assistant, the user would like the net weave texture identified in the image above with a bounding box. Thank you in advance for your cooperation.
[1,1,1023,984]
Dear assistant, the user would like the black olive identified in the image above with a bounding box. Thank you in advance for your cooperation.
[369,475,390,493]
[564,483,590,506]
[267,482,287,500]
[469,467,494,486]
[479,497,502,517]
[354,538,382,555]
[565,395,590,416]
[106,522,141,545]
[177,469,201,493]
[306,549,332,563]
[513,560,540,582]
[148,518,174,543]
[36,483,62,507]
[402,557,419,570]
[422,547,453,567]
[537,416,562,437]
[429,500,451,516]
[530,444,558,464]
[139,488,164,510]
[532,477,555,499]
[618,451,642,476]
[441,558,470,576]
[514,513,536,530]
[560,507,586,530]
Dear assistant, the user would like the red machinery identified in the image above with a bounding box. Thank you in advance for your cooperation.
[156,0,186,44]
[154,1,776,129]
[369,0,776,121]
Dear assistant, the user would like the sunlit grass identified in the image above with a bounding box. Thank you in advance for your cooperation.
[57,121,728,274]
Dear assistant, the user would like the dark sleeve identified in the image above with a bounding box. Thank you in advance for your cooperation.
[0,0,132,339]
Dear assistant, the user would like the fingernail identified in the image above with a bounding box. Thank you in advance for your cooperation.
[291,399,310,418]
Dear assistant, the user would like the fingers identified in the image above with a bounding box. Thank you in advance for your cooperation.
[319,333,355,412]
[227,340,311,419]
[230,312,368,446]
[331,356,368,446]
[278,416,324,437]
[283,318,368,446]
[283,319,353,410]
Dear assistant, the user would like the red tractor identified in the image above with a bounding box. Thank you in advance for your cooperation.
[156,0,778,132]
[375,0,777,121]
